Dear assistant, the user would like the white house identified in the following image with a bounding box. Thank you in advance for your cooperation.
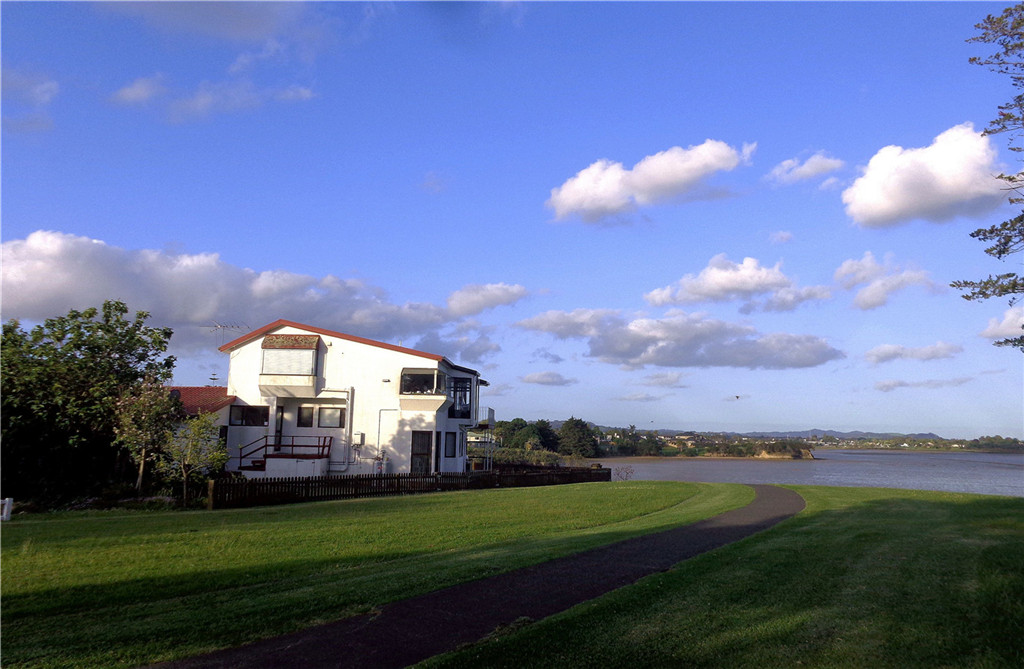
[217,320,494,479]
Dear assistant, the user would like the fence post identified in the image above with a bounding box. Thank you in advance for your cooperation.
[1,498,12,521]
[206,480,215,511]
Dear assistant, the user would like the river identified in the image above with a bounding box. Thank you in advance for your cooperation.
[600,449,1024,497]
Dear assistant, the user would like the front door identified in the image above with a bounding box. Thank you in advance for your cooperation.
[274,406,284,450]
[411,431,432,474]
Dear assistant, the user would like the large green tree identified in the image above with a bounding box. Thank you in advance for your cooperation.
[952,3,1024,350]
[557,417,599,458]
[1,301,175,503]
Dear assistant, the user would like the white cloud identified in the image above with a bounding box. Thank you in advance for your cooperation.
[516,308,844,370]
[875,377,973,392]
[0,231,510,364]
[981,304,1024,340]
[168,80,263,121]
[547,140,755,223]
[645,254,830,313]
[272,85,315,102]
[615,393,665,402]
[447,283,529,317]
[641,372,687,388]
[521,371,577,386]
[767,151,844,184]
[111,74,166,105]
[865,342,963,364]
[2,66,59,132]
[229,39,285,74]
[842,123,1006,227]
[769,230,793,244]
[834,251,936,309]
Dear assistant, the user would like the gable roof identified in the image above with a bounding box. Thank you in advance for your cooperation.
[168,386,235,415]
[217,319,447,363]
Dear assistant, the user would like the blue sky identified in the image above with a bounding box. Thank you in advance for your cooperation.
[3,2,1022,439]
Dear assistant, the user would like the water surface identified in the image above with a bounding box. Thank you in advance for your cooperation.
[604,449,1024,497]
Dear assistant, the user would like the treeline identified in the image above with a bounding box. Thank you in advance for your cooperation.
[2,301,226,509]
[492,417,602,461]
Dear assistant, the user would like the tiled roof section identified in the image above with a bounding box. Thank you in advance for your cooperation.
[217,319,446,363]
[168,386,235,415]
[262,334,320,350]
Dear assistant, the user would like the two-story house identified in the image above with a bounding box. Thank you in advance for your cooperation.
[217,320,494,478]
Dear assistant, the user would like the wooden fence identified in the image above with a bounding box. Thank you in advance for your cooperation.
[207,467,611,510]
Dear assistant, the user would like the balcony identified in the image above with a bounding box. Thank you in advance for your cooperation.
[258,374,317,398]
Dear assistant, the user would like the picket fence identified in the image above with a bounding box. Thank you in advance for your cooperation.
[206,467,611,510]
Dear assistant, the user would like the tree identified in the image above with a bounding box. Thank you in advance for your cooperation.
[158,412,227,505]
[533,419,560,452]
[1,301,175,503]
[952,4,1024,350]
[557,417,598,458]
[114,376,181,493]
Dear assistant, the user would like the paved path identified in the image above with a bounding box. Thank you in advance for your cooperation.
[154,484,805,669]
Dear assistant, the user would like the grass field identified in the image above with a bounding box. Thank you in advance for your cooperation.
[423,486,1024,668]
[2,480,749,668]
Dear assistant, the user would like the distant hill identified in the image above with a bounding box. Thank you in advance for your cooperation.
[729,429,946,441]
[537,420,945,441]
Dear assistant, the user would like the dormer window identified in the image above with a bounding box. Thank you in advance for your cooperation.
[400,369,448,395]
[262,334,319,375]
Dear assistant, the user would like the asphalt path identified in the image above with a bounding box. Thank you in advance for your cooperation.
[151,484,805,669]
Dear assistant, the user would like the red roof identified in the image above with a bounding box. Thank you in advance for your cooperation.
[217,319,445,362]
[168,386,235,415]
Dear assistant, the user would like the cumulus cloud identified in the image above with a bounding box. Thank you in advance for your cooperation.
[645,254,830,313]
[521,371,577,386]
[834,251,936,309]
[547,140,756,223]
[111,74,166,105]
[981,304,1024,340]
[842,123,1006,227]
[516,308,844,370]
[0,231,514,364]
[865,342,963,364]
[767,152,844,184]
[447,283,528,317]
[875,377,973,392]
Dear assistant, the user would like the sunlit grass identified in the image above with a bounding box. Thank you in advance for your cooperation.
[423,486,1024,668]
[2,481,750,668]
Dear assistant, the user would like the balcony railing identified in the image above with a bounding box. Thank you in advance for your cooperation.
[239,435,333,469]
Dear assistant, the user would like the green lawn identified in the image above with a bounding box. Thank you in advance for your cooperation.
[2,480,749,668]
[423,486,1024,668]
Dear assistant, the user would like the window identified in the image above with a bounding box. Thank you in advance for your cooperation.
[400,369,448,395]
[262,349,316,375]
[318,407,345,428]
[445,432,457,458]
[229,406,269,426]
[448,377,472,419]
[297,406,314,428]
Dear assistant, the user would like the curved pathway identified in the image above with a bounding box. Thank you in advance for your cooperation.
[153,484,805,669]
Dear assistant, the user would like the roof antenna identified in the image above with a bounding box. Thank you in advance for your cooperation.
[207,321,250,344]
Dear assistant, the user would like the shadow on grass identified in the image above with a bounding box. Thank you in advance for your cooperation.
[422,488,1024,669]
[2,483,752,668]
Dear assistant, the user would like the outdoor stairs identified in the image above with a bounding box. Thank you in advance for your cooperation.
[239,459,266,472]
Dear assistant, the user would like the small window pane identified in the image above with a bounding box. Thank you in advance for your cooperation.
[297,407,314,428]
[230,406,269,426]
[318,407,344,428]
[445,432,457,458]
